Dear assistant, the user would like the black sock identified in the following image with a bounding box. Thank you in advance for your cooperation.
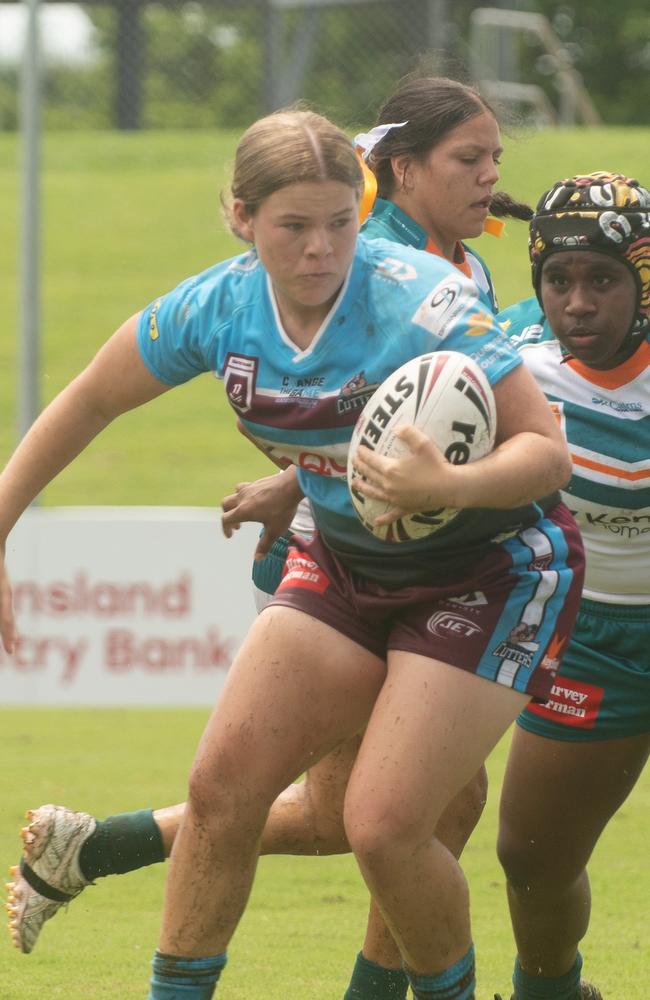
[79,808,165,880]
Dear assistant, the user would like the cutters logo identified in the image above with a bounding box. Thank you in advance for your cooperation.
[528,677,604,729]
[508,622,538,645]
[336,371,378,416]
[224,353,257,413]
[341,371,367,396]
[492,642,536,668]
[427,611,483,639]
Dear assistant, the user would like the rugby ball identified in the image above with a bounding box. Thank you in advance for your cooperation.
[347,352,496,542]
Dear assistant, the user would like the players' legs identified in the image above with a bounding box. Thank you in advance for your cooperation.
[157,605,385,959]
[153,737,362,858]
[344,652,529,981]
[498,725,650,978]
[155,747,486,862]
[356,766,489,970]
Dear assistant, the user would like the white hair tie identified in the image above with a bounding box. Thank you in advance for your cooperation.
[353,121,408,161]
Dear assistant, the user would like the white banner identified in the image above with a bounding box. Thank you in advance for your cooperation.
[1,508,260,706]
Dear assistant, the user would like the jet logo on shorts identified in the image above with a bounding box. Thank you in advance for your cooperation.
[427,611,483,639]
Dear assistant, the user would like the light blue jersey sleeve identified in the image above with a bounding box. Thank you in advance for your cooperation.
[136,252,263,385]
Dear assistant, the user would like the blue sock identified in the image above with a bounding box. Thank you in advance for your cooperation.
[512,953,582,999]
[343,950,409,999]
[148,951,227,999]
[405,944,475,999]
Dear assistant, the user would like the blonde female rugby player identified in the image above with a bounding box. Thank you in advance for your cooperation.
[10,77,529,998]
[2,104,581,1000]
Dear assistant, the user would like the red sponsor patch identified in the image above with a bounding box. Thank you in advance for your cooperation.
[528,676,604,729]
[277,548,330,595]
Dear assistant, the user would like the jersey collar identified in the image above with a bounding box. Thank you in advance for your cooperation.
[366,199,472,278]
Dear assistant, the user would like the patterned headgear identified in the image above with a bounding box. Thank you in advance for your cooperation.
[529,171,650,339]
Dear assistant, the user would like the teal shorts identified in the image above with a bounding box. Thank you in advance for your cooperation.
[251,533,292,611]
[518,598,650,742]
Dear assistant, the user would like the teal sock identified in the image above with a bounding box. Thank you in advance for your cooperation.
[148,951,226,998]
[343,951,409,999]
[512,953,582,999]
[405,944,475,1000]
[79,808,165,879]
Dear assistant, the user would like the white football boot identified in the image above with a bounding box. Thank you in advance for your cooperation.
[6,804,96,953]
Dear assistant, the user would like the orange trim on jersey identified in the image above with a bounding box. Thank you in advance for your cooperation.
[424,238,473,278]
[568,341,650,389]
[572,451,650,481]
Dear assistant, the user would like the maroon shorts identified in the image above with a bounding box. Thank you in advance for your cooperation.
[269,503,584,702]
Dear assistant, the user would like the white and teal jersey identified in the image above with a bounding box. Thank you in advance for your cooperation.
[138,235,536,587]
[361,198,498,311]
[501,296,650,604]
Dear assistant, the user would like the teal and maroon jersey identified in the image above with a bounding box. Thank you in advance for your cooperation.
[137,234,540,586]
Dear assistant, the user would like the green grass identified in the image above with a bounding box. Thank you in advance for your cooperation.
[1,708,648,998]
[2,126,650,503]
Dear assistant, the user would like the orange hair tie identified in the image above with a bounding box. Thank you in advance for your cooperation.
[483,216,506,238]
[356,149,378,223]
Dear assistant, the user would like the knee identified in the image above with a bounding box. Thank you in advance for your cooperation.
[436,767,488,859]
[186,751,269,837]
[301,780,349,853]
[497,818,575,891]
[343,796,422,872]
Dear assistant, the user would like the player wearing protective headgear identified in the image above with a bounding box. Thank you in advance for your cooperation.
[493,172,650,1000]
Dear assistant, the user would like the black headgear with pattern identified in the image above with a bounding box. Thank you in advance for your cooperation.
[529,171,650,341]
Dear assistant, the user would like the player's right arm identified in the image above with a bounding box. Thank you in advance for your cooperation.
[0,313,172,653]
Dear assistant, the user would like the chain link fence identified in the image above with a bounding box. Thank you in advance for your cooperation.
[1,0,470,132]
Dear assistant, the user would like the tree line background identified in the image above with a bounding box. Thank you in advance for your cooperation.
[1,0,649,132]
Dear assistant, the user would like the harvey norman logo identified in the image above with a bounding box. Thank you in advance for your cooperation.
[427,611,483,639]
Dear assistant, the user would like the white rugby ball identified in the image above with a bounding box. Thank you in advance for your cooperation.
[347,351,496,542]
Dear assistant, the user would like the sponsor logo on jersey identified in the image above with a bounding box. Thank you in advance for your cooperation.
[276,550,330,595]
[527,676,604,729]
[508,323,544,348]
[148,298,162,340]
[570,508,650,538]
[411,277,476,340]
[262,443,348,478]
[373,257,418,282]
[336,372,377,415]
[464,309,495,337]
[341,371,367,396]
[427,611,484,639]
[591,395,644,412]
[224,353,257,413]
[278,374,328,402]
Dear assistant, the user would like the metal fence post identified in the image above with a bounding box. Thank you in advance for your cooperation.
[18,0,41,445]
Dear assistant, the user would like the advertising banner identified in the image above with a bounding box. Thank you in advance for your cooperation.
[1,508,259,706]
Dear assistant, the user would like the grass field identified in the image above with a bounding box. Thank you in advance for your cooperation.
[1,708,648,999]
[1,127,649,995]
